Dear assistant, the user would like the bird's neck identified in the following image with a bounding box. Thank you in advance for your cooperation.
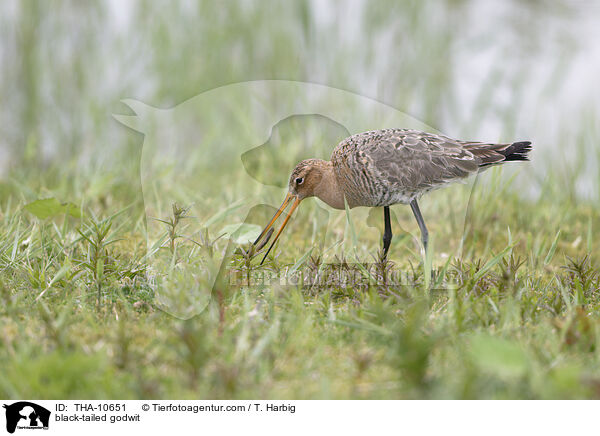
[315,161,346,210]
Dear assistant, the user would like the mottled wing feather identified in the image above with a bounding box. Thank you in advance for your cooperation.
[372,130,481,190]
[330,128,526,207]
[332,129,485,206]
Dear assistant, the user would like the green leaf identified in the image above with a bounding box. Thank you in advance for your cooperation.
[36,260,72,301]
[351,255,375,284]
[433,251,453,289]
[76,228,94,245]
[473,244,513,283]
[468,334,528,378]
[143,233,169,260]
[423,236,434,289]
[96,258,104,278]
[48,262,71,288]
[24,198,81,219]
[544,230,561,265]
[220,223,261,244]
[10,219,21,262]
[289,247,314,275]
[204,200,244,228]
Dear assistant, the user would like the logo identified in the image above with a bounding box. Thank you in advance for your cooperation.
[114,81,477,319]
[2,402,50,434]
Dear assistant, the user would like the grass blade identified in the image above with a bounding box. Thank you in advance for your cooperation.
[473,244,513,283]
[544,230,561,265]
[344,198,358,250]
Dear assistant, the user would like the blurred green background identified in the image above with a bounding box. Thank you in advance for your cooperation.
[2,0,598,200]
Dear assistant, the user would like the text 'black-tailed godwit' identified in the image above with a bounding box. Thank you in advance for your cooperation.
[254,128,532,263]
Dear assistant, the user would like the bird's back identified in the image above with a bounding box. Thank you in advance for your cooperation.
[331,128,531,207]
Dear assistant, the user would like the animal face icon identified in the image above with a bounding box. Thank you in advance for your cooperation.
[114,81,477,318]
[3,402,50,434]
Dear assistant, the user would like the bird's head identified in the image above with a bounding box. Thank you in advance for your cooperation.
[287,159,328,200]
[253,159,329,264]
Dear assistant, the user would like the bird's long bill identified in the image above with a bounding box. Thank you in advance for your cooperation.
[253,193,293,246]
[253,193,301,265]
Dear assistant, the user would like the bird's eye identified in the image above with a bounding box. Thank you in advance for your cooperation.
[295,177,304,185]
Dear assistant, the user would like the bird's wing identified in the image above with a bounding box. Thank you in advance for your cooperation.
[341,129,483,193]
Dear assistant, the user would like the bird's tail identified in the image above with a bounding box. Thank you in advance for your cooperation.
[497,141,532,163]
[465,141,532,168]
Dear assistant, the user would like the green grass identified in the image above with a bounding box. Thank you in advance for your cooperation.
[1,151,599,399]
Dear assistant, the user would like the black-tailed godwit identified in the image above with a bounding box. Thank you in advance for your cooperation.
[254,128,532,263]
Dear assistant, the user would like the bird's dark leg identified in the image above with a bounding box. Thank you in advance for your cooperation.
[382,206,392,258]
[410,199,428,253]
